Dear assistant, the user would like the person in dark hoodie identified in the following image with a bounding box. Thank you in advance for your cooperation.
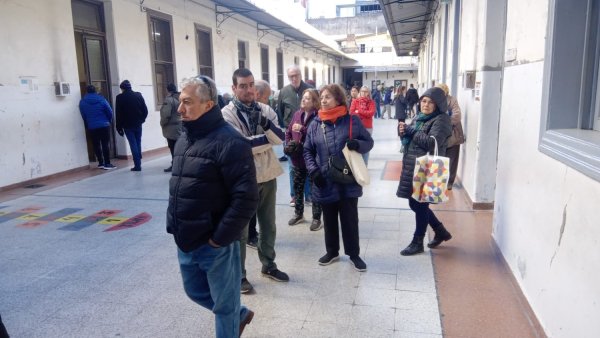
[396,87,453,256]
[160,83,181,172]
[116,80,148,171]
[79,84,116,170]
[167,75,258,337]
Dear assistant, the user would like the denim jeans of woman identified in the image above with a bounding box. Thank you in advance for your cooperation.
[408,197,443,237]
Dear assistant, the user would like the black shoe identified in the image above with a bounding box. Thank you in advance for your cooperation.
[239,309,254,336]
[241,278,253,294]
[246,237,258,249]
[309,219,323,231]
[261,268,289,282]
[279,156,288,162]
[288,214,304,226]
[401,236,425,256]
[102,163,116,170]
[427,227,452,248]
[163,166,172,172]
[349,256,367,272]
[130,167,141,172]
[318,252,339,266]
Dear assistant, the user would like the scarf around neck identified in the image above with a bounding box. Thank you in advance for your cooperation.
[401,111,438,147]
[232,97,262,135]
[318,105,347,123]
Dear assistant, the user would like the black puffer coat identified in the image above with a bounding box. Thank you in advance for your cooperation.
[396,112,452,199]
[167,106,259,252]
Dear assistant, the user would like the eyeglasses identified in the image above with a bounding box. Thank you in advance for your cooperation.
[197,75,213,101]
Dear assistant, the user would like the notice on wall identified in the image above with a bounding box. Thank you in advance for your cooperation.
[20,76,38,93]
[474,81,481,101]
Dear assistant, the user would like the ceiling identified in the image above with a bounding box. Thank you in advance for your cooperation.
[379,0,438,56]
[211,0,349,60]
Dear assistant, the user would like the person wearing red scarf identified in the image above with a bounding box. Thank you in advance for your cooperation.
[304,84,374,272]
[349,86,375,164]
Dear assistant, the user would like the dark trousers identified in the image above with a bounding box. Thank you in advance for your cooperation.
[293,167,322,220]
[248,214,258,240]
[321,198,360,257]
[167,138,177,161]
[90,127,111,165]
[446,144,460,186]
[0,314,8,338]
[124,126,142,169]
[408,197,443,237]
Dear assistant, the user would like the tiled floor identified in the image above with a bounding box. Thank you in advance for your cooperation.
[0,118,545,337]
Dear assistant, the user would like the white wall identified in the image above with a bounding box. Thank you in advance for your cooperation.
[0,0,89,187]
[493,0,600,336]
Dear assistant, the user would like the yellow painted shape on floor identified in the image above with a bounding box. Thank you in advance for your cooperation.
[0,211,7,216]
[18,213,45,220]
[98,217,128,225]
[55,215,85,223]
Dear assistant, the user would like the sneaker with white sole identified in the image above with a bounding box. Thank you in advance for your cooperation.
[349,256,367,272]
[261,268,289,282]
[318,252,339,266]
[102,163,116,170]
[288,214,304,226]
[241,278,253,294]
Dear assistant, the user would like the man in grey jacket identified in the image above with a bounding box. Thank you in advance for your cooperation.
[222,68,289,294]
[160,83,181,172]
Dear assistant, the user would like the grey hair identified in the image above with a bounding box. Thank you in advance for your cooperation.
[180,75,218,103]
[286,64,301,74]
[255,80,271,96]
[360,85,370,91]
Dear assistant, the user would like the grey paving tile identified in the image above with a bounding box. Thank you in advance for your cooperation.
[348,304,396,331]
[395,308,442,335]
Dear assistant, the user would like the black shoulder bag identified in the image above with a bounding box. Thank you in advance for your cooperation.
[321,119,356,185]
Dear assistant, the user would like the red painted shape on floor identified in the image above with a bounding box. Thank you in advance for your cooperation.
[19,220,48,228]
[382,160,403,181]
[103,212,152,232]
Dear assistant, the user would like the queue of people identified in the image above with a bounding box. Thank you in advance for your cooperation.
[77,68,462,337]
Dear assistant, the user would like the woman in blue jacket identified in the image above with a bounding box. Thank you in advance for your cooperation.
[303,84,374,272]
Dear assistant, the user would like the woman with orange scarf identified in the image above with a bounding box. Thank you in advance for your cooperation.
[349,85,375,164]
[303,84,374,272]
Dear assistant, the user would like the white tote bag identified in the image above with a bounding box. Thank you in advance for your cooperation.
[342,145,370,186]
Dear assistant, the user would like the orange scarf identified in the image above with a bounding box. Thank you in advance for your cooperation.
[318,105,348,123]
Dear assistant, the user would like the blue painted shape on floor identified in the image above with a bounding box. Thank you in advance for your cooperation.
[58,209,121,231]
[36,208,83,221]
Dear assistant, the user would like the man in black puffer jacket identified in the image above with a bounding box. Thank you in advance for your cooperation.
[166,75,258,337]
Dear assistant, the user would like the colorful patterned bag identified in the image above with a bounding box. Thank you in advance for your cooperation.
[411,136,450,203]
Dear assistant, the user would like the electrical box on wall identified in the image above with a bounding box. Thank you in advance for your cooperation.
[54,82,70,96]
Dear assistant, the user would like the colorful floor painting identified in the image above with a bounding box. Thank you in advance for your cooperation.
[0,206,151,232]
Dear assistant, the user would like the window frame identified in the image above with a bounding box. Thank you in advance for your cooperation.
[260,43,269,82]
[539,0,600,181]
[276,49,284,89]
[147,10,176,109]
[195,24,214,79]
[238,40,248,69]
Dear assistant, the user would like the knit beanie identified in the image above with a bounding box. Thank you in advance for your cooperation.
[419,87,448,113]
[119,80,132,90]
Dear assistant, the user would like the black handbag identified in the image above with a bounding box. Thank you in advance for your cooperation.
[321,121,356,185]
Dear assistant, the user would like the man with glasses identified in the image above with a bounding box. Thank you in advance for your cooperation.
[222,68,290,294]
[167,75,258,337]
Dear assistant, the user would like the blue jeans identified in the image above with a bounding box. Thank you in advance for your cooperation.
[124,126,142,169]
[178,241,250,338]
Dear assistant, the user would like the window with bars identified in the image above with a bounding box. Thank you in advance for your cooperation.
[149,14,175,107]
[195,26,213,79]
[260,44,269,81]
[238,40,248,69]
[277,49,284,89]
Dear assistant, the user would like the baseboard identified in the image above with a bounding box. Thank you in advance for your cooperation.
[462,186,495,210]
[0,165,90,192]
[116,146,169,160]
